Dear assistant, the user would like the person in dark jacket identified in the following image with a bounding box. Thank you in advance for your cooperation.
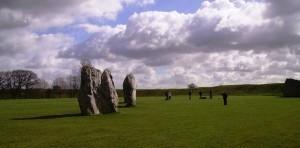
[188,90,192,100]
[164,91,168,100]
[221,92,228,105]
[167,91,172,100]
[165,91,172,100]
[199,91,202,99]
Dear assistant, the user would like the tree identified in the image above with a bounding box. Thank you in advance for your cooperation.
[52,77,67,89]
[66,75,80,90]
[0,72,5,89]
[11,70,39,90]
[0,71,13,89]
[33,79,49,89]
[188,83,198,89]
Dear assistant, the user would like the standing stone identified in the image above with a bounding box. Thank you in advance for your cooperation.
[123,73,137,106]
[283,78,300,97]
[209,89,213,99]
[77,66,102,115]
[97,69,119,113]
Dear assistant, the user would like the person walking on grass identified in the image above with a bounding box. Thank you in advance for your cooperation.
[165,91,171,101]
[188,90,192,100]
[167,91,172,100]
[165,91,168,100]
[199,91,202,99]
[221,92,228,105]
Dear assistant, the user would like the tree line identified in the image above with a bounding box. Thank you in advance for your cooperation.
[0,70,39,90]
[0,70,80,90]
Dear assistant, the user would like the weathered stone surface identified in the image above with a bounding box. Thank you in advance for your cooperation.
[283,78,300,97]
[77,66,101,115]
[123,73,137,106]
[97,69,119,113]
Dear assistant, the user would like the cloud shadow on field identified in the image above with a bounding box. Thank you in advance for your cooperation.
[12,113,82,120]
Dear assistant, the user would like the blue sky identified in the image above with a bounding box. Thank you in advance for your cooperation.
[115,0,203,23]
[41,0,204,43]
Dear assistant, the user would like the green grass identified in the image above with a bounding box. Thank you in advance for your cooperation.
[0,96,300,148]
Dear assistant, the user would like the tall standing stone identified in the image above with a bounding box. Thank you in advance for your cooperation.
[283,78,300,97]
[77,66,102,115]
[123,73,137,106]
[97,69,119,113]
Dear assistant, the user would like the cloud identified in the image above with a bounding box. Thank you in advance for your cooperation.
[76,24,104,33]
[122,0,155,6]
[0,29,77,82]
[64,0,300,61]
[264,0,300,17]
[61,10,192,66]
[0,8,29,29]
[0,0,156,30]
[109,11,191,59]
[0,0,155,85]
[59,0,300,88]
[59,25,126,60]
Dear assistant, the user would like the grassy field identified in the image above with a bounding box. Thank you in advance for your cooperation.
[0,96,300,148]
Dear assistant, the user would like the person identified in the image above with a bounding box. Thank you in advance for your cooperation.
[209,89,213,99]
[165,91,172,100]
[164,91,168,100]
[167,91,172,100]
[221,92,228,105]
[199,91,202,99]
[188,90,192,100]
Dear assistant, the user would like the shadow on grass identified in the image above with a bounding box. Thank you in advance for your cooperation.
[118,101,135,108]
[279,96,300,99]
[118,105,135,108]
[12,113,82,120]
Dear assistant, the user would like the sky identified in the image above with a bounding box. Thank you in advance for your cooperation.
[0,0,300,88]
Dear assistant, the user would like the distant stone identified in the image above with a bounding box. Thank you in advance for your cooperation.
[97,69,119,113]
[283,78,300,97]
[77,66,102,115]
[123,73,137,106]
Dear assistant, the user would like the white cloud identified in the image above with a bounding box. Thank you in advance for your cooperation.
[197,0,269,32]
[0,29,77,82]
[0,8,29,29]
[60,25,126,60]
[65,0,298,60]
[0,0,156,30]
[61,0,300,88]
[122,0,155,6]
[0,0,155,85]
